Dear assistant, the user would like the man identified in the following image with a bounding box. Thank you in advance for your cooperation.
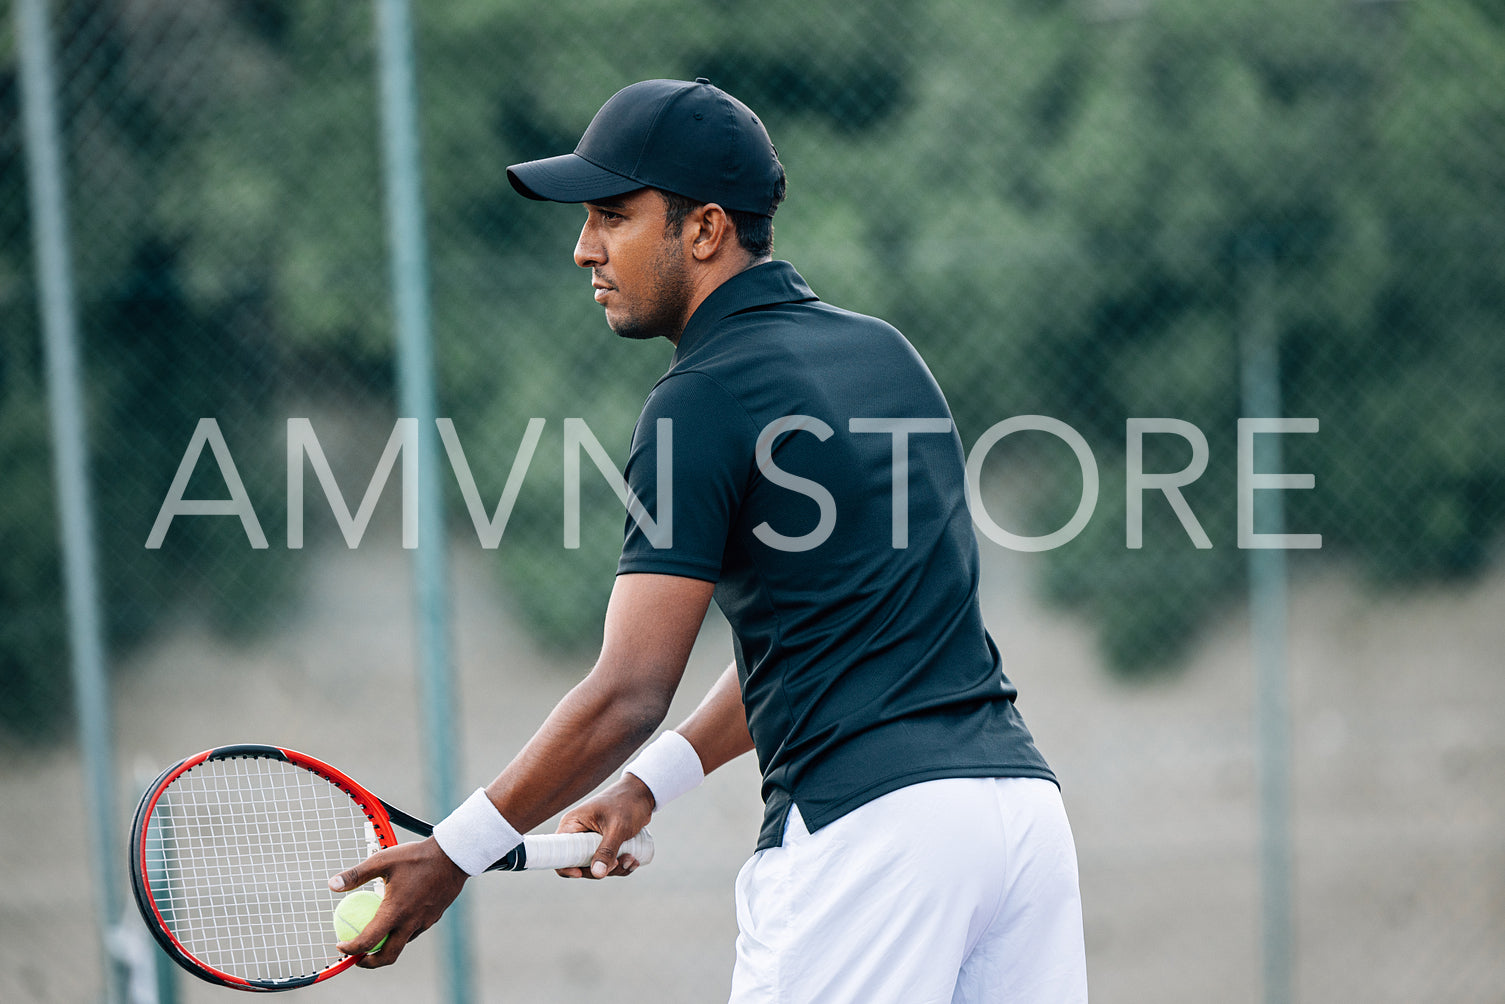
[330,78,1088,1002]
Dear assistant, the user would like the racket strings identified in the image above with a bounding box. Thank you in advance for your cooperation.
[143,756,377,984]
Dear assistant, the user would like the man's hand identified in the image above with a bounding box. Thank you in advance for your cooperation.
[554,775,656,880]
[327,837,468,968]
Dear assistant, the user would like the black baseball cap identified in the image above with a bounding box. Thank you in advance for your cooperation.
[507,78,784,217]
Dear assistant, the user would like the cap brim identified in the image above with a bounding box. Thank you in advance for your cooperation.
[506,153,643,204]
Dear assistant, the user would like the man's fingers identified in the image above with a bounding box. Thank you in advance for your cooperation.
[554,783,653,880]
[341,908,425,968]
[348,926,402,968]
[327,837,467,971]
[328,852,383,893]
[354,926,416,968]
[328,851,396,958]
[556,852,636,879]
[336,928,387,960]
[337,905,393,961]
[587,829,642,878]
[590,817,647,877]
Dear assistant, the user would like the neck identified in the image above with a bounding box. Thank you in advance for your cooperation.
[668,254,765,346]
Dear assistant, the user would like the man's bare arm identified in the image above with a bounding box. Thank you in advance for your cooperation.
[557,659,754,880]
[481,573,715,831]
[328,573,714,966]
[678,660,754,774]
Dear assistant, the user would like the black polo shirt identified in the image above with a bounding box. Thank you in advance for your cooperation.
[617,261,1055,850]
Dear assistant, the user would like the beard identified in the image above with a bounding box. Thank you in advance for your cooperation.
[605,239,693,342]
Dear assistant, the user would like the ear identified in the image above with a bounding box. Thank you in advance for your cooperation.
[688,204,735,262]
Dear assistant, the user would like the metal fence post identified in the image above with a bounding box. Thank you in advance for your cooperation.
[15,0,126,1001]
[373,1,472,1002]
[1240,236,1295,1004]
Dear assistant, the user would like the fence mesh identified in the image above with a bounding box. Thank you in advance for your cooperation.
[3,0,1503,1001]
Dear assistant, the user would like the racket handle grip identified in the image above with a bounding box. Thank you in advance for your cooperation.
[496,829,654,871]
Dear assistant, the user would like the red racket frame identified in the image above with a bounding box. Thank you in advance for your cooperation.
[129,744,400,992]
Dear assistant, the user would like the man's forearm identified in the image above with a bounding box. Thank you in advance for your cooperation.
[676,661,754,775]
[470,572,714,835]
[550,660,750,880]
[482,671,668,835]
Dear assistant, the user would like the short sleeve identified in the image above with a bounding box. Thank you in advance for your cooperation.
[616,372,753,582]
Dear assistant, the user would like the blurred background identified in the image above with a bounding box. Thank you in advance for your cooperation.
[2,0,1502,1001]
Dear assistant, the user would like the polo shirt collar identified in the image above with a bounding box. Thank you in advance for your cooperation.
[674,260,819,359]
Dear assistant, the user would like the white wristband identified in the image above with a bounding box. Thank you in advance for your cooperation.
[624,731,704,811]
[432,788,523,876]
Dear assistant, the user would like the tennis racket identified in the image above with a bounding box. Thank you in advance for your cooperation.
[129,743,653,992]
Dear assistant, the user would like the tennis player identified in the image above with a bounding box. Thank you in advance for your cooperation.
[330,78,1087,1002]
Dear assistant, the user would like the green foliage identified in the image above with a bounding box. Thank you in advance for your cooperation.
[86,238,294,644]
[2,0,1502,738]
[857,0,1505,672]
[1,13,68,739]
[0,386,69,740]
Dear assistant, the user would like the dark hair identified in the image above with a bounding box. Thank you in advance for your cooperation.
[659,171,786,260]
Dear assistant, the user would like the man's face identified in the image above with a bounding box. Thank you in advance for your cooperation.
[574,189,693,343]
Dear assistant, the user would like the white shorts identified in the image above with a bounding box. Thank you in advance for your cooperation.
[729,777,1087,1004]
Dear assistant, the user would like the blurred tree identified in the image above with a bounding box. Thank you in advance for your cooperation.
[1,12,71,739]
[3,0,1502,740]
[845,0,1505,672]
[0,1,294,739]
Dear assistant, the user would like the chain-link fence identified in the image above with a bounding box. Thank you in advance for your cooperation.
[4,0,1503,1001]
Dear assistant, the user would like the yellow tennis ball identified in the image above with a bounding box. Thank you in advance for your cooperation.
[332,889,387,952]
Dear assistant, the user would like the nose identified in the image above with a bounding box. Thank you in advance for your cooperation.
[574,218,603,270]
